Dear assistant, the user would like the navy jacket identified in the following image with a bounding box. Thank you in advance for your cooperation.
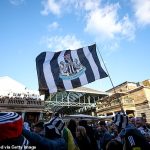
[22,129,67,150]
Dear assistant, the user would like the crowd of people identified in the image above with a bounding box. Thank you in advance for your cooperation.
[0,112,150,150]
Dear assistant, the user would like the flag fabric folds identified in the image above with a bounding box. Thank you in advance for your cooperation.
[36,44,108,94]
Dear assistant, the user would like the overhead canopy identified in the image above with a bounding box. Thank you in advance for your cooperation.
[45,86,108,114]
[67,87,107,95]
[0,76,43,100]
[63,114,101,121]
[0,76,26,93]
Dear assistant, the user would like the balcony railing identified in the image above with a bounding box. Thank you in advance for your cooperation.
[97,98,135,110]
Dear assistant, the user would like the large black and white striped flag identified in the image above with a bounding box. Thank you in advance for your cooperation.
[36,44,108,94]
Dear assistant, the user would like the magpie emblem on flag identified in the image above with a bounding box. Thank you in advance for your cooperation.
[59,54,86,80]
[36,44,108,94]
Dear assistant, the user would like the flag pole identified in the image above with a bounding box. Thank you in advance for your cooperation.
[96,44,124,113]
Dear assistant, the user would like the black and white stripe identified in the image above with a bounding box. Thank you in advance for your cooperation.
[44,117,65,135]
[128,136,135,146]
[36,44,108,94]
[0,112,21,124]
[113,112,128,129]
[22,137,29,150]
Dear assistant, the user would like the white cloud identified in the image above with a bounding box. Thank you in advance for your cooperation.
[75,0,100,11]
[85,4,122,40]
[41,0,136,51]
[132,0,150,25]
[41,1,135,41]
[40,35,83,51]
[48,22,60,31]
[121,15,135,40]
[84,3,135,41]
[40,0,99,16]
[9,0,24,5]
[41,0,61,16]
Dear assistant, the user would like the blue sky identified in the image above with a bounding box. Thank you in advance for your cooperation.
[0,0,150,92]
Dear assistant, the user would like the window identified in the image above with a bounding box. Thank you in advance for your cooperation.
[141,113,147,122]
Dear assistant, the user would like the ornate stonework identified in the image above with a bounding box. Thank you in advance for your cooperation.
[96,79,150,123]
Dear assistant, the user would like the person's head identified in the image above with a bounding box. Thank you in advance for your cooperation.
[99,120,107,131]
[44,117,65,139]
[76,126,87,139]
[113,112,128,132]
[67,119,77,132]
[0,112,23,142]
[106,140,123,150]
[79,120,88,127]
[54,112,59,117]
[33,121,44,134]
[111,123,118,130]
[129,117,136,126]
[135,117,144,128]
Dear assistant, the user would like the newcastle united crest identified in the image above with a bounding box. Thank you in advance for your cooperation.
[59,54,86,80]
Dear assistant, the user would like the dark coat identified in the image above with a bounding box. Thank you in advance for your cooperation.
[76,136,92,150]
[0,135,28,150]
[22,129,67,150]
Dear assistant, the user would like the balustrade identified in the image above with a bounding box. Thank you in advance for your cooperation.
[97,97,135,110]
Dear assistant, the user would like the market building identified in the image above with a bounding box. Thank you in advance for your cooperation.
[0,76,108,123]
[0,76,44,123]
[96,79,150,123]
